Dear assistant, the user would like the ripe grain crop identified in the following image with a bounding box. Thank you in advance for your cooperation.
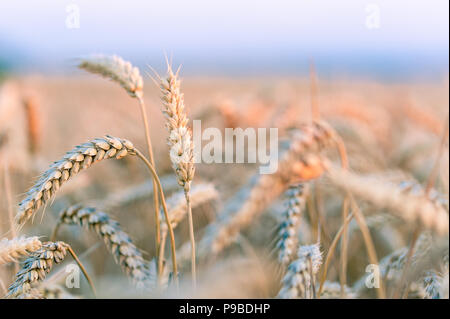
[1,53,448,300]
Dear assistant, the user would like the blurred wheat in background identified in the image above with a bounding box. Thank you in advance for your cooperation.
[0,1,449,300]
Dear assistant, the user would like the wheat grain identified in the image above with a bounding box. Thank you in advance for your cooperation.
[16,135,136,225]
[79,54,162,274]
[277,243,322,299]
[159,64,197,285]
[159,65,195,191]
[0,236,42,265]
[78,55,143,98]
[53,205,150,288]
[179,121,334,262]
[7,241,70,298]
[275,183,309,268]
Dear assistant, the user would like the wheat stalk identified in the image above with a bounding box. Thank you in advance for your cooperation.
[15,134,179,281]
[17,284,80,299]
[0,236,42,265]
[79,54,162,280]
[423,270,446,299]
[159,64,197,286]
[275,183,309,268]
[16,135,136,226]
[160,183,218,235]
[159,65,195,191]
[277,243,322,299]
[158,183,218,274]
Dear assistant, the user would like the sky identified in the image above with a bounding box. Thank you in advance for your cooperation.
[0,0,448,78]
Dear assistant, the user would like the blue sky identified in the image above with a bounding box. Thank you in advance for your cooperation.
[0,0,448,78]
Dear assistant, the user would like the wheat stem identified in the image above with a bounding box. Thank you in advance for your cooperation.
[185,189,196,288]
[136,94,162,279]
[318,212,354,297]
[425,115,449,195]
[339,196,350,298]
[135,149,178,285]
[66,246,96,297]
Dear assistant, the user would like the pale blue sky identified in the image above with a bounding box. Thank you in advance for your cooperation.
[0,0,448,77]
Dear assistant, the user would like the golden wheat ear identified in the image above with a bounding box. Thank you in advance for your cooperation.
[7,241,95,299]
[53,205,150,288]
[0,236,42,265]
[274,183,309,269]
[78,55,143,98]
[159,63,197,286]
[16,135,136,226]
[277,243,322,299]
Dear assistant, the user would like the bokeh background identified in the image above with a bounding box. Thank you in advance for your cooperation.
[0,0,448,78]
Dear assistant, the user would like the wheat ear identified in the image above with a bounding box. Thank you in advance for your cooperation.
[352,232,433,296]
[179,121,334,262]
[277,243,323,299]
[275,183,309,268]
[326,166,449,235]
[15,135,179,281]
[0,236,42,265]
[16,135,136,226]
[52,205,150,288]
[79,54,162,279]
[159,65,196,286]
[7,241,95,298]
[423,270,447,299]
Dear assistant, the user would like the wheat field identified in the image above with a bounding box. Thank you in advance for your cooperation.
[0,56,448,299]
